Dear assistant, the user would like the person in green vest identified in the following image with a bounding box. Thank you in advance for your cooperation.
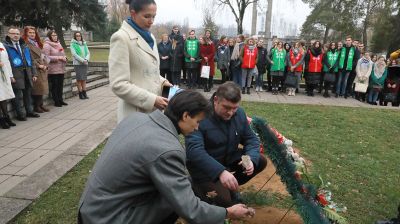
[336,35,359,98]
[368,56,388,105]
[70,31,90,99]
[267,41,286,95]
[322,42,340,98]
[184,30,201,89]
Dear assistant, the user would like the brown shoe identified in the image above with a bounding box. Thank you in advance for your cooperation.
[34,106,44,113]
[40,105,50,112]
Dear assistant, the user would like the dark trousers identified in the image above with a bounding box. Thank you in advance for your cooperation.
[48,74,65,105]
[347,71,356,96]
[192,154,267,207]
[0,101,10,117]
[266,69,272,90]
[319,72,325,93]
[181,66,187,84]
[220,68,228,83]
[160,69,171,83]
[333,72,339,93]
[171,71,181,86]
[324,81,333,94]
[11,86,33,117]
[272,76,282,91]
[187,68,198,88]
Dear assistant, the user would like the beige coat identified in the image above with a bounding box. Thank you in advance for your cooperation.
[27,42,49,96]
[109,21,166,122]
[0,43,15,101]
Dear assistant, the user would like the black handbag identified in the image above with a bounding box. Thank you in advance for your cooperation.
[285,73,298,88]
[383,93,397,102]
[324,73,336,83]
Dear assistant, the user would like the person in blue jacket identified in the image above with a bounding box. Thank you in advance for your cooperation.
[185,81,267,207]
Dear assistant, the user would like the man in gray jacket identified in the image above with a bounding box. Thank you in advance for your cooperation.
[78,90,255,224]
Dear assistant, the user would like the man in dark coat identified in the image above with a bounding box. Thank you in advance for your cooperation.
[3,27,39,120]
[185,82,267,207]
[256,39,268,91]
[78,91,255,224]
[169,25,183,44]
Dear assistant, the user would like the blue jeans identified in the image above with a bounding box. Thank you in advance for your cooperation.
[336,70,350,95]
[232,66,242,87]
[256,73,264,88]
[368,89,380,103]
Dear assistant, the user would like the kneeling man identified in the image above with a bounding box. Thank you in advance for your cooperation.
[185,82,267,207]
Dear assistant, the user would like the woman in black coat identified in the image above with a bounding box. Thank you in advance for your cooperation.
[169,37,184,86]
[158,34,172,83]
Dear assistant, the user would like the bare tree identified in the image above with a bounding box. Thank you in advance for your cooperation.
[216,0,258,34]
[107,0,130,23]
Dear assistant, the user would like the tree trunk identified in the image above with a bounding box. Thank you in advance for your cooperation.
[362,17,369,51]
[363,0,371,51]
[54,24,66,48]
[323,25,330,44]
[251,1,257,35]
[265,0,273,38]
[237,22,243,34]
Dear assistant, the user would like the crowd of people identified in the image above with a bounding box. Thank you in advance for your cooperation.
[156,27,400,105]
[0,26,91,129]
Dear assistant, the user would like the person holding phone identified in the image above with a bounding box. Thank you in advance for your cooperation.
[109,0,172,122]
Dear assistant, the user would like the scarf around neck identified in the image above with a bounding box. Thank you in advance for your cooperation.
[71,39,88,58]
[127,17,154,49]
[374,61,386,79]
[28,38,39,48]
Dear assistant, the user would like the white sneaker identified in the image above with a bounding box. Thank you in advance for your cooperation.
[259,87,264,92]
[256,86,259,92]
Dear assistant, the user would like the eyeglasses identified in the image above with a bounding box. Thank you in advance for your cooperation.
[8,33,20,35]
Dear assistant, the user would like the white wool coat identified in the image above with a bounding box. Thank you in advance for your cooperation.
[109,21,167,122]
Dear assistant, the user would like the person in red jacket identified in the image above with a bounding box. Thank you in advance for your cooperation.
[304,41,324,96]
[240,37,258,94]
[200,32,216,92]
[286,42,305,96]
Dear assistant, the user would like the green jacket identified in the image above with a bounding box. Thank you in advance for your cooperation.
[369,65,388,87]
[184,38,200,63]
[323,50,340,72]
[270,48,286,72]
[339,46,355,71]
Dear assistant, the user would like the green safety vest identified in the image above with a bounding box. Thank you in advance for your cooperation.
[271,49,286,72]
[339,47,355,71]
[185,39,199,63]
[324,50,339,72]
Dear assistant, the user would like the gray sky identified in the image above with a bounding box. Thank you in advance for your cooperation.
[154,0,311,36]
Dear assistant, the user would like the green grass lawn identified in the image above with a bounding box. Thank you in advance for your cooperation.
[10,103,400,224]
[65,48,109,62]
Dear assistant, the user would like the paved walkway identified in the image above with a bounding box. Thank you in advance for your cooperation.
[0,85,398,223]
[0,86,118,224]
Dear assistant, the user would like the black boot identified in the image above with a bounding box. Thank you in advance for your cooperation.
[0,117,10,129]
[208,77,214,90]
[82,91,89,99]
[242,87,246,94]
[4,115,16,126]
[247,87,250,94]
[79,92,84,100]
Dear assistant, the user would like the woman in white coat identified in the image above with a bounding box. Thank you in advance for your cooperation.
[0,42,16,129]
[109,0,172,122]
[354,52,373,102]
